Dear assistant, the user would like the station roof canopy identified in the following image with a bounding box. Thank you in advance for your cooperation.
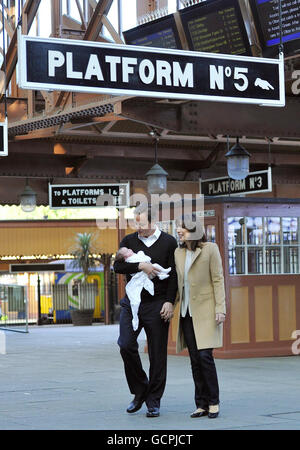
[1,0,300,205]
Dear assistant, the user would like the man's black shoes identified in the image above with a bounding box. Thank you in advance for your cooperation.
[126,395,145,413]
[146,407,160,418]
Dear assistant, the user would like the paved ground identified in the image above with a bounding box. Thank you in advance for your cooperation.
[0,324,300,431]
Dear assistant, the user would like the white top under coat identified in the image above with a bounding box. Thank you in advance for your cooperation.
[181,249,193,318]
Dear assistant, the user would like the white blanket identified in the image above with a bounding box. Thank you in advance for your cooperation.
[125,251,171,331]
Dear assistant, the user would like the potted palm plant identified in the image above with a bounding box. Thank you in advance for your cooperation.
[69,232,99,326]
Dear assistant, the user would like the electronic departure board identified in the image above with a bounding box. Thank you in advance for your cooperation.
[250,0,300,56]
[179,0,251,55]
[123,13,182,49]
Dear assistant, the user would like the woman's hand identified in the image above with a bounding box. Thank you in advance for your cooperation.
[215,313,225,325]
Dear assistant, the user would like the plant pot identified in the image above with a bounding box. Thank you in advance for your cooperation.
[70,309,94,326]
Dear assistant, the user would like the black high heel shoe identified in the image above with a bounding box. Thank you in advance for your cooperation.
[190,408,208,418]
[208,405,219,419]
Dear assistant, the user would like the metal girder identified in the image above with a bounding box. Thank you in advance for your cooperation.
[23,0,41,28]
[121,98,182,132]
[0,151,203,179]
[6,138,300,167]
[7,139,212,160]
[8,102,115,137]
[84,0,114,41]
[1,0,42,88]
[180,97,300,139]
[121,96,300,139]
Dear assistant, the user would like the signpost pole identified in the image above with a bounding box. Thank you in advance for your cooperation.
[37,274,42,326]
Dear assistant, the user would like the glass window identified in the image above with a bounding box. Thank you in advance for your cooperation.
[246,217,263,245]
[205,224,216,243]
[248,247,263,274]
[122,0,137,31]
[284,247,298,274]
[265,217,281,245]
[229,247,245,275]
[282,217,298,244]
[62,0,85,22]
[265,247,281,274]
[103,0,119,39]
[168,0,177,13]
[228,216,300,276]
[227,217,244,247]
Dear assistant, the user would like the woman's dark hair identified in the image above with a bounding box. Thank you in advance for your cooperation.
[177,213,207,251]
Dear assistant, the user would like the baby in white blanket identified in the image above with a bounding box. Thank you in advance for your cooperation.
[116,247,171,330]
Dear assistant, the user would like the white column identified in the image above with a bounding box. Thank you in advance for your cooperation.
[0,331,6,355]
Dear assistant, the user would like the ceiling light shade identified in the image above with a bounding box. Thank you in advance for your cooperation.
[20,181,37,212]
[225,138,251,180]
[146,163,168,194]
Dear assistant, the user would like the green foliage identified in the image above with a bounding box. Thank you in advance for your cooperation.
[70,232,99,282]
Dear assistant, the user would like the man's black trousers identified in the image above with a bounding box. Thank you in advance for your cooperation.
[118,296,170,409]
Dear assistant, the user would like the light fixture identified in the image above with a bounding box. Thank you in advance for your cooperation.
[20,179,37,212]
[146,129,168,194]
[225,137,251,180]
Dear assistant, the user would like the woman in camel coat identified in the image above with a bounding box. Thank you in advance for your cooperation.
[174,215,226,419]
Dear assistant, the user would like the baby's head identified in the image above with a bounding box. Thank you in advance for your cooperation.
[115,247,134,262]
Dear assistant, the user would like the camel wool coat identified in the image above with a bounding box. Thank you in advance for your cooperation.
[174,242,226,353]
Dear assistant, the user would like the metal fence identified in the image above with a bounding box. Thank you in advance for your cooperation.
[51,282,98,323]
[0,270,120,330]
[0,285,29,333]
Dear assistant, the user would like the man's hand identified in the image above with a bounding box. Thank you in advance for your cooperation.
[138,262,161,278]
[216,313,225,325]
[160,302,174,322]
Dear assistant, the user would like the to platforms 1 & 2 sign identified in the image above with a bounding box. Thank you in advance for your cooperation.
[17,33,285,106]
[49,183,130,209]
[201,168,272,197]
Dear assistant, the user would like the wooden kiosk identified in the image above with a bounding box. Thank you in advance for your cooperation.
[168,197,300,359]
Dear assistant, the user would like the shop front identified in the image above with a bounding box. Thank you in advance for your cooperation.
[0,220,119,326]
[168,198,300,358]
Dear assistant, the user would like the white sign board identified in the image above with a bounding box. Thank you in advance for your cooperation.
[18,33,285,106]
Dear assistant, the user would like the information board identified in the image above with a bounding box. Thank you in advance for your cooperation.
[49,183,130,209]
[123,14,182,49]
[179,0,251,56]
[10,263,65,273]
[201,168,272,197]
[250,0,300,56]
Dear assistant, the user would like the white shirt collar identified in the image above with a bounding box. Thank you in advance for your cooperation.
[138,226,161,247]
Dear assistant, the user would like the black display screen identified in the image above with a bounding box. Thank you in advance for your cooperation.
[123,14,182,49]
[179,0,251,55]
[250,0,300,56]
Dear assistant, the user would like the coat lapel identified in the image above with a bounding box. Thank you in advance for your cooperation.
[190,247,202,268]
[176,247,202,276]
[175,248,186,277]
